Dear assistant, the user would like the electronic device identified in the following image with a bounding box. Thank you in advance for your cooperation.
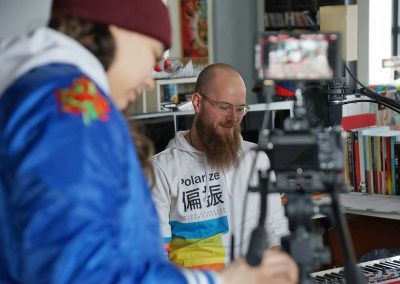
[256,32,343,81]
[312,255,400,283]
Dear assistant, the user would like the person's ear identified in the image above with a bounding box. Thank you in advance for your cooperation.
[192,92,201,113]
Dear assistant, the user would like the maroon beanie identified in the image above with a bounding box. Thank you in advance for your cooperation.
[52,0,172,49]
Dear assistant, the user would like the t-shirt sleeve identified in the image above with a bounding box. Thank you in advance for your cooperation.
[151,159,173,246]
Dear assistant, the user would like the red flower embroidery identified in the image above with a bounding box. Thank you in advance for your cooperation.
[56,77,110,125]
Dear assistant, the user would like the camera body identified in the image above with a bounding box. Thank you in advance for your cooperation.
[265,126,344,193]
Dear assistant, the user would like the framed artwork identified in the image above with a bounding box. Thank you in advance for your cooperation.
[180,0,211,62]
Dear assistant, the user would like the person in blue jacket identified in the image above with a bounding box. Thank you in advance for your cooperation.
[0,0,298,283]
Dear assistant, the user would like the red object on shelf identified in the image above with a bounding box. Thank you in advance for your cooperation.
[341,113,376,131]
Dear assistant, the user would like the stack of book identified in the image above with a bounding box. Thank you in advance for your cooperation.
[343,125,400,195]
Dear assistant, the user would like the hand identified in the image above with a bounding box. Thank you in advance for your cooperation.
[220,250,298,284]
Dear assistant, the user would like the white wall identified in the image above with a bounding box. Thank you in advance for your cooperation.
[358,0,392,85]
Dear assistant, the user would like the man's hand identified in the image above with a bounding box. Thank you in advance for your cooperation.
[220,250,298,284]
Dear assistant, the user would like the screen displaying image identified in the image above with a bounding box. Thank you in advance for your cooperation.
[260,32,341,81]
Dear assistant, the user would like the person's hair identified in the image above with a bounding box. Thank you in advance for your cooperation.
[49,16,155,183]
[49,16,115,70]
[194,63,238,95]
[128,121,155,186]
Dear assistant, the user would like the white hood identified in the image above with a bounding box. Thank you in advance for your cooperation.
[165,130,205,158]
[0,27,109,97]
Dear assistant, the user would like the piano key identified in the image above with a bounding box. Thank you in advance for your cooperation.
[311,255,400,283]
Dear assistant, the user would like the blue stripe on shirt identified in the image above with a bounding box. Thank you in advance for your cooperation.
[169,216,229,239]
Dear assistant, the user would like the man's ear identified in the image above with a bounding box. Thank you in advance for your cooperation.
[192,92,201,113]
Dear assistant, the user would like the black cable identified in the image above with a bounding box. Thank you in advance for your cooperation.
[342,98,400,114]
[343,64,400,114]
[341,100,375,104]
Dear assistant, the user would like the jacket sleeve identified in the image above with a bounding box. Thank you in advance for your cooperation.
[0,69,218,284]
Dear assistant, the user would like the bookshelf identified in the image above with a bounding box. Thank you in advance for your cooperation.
[264,0,320,32]
[145,77,197,113]
[126,77,197,114]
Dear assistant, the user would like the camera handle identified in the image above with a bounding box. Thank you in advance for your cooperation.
[246,170,269,266]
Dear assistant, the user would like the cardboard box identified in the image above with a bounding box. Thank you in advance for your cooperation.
[320,5,358,61]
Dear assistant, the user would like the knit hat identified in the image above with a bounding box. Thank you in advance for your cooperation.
[52,0,172,49]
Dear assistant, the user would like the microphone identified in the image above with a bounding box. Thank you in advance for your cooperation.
[328,95,344,126]
[323,77,348,127]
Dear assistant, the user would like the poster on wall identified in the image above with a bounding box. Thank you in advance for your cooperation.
[180,0,209,62]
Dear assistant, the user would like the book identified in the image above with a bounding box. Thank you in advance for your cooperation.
[366,130,400,195]
[352,131,361,192]
[394,142,400,195]
[350,126,390,193]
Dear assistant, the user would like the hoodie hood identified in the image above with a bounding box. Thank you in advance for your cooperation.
[165,130,204,157]
[0,27,109,98]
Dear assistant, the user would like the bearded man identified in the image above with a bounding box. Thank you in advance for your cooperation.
[151,63,288,270]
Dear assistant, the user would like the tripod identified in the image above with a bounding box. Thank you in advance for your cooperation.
[246,171,366,284]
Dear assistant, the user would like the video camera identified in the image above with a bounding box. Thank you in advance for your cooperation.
[247,32,366,284]
[255,31,344,193]
[257,31,345,184]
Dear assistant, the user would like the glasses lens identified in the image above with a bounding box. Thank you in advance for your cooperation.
[217,102,232,112]
[241,106,249,116]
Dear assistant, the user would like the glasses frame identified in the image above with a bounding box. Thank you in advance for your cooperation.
[197,92,250,117]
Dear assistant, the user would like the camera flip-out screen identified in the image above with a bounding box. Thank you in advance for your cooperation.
[257,32,342,81]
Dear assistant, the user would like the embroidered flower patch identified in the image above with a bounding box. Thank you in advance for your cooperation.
[56,77,110,125]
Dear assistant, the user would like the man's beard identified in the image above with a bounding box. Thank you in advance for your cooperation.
[195,114,242,170]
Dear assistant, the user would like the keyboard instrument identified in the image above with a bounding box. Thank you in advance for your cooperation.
[311,255,400,283]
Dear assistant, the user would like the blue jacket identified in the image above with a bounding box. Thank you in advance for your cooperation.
[0,63,215,284]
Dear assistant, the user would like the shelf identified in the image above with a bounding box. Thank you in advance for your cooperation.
[318,0,348,6]
[264,10,319,31]
[264,26,319,31]
[145,77,198,113]
[153,76,198,85]
[315,192,400,220]
[265,0,318,12]
[339,192,400,220]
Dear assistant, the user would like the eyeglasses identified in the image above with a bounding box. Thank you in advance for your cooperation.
[198,93,250,117]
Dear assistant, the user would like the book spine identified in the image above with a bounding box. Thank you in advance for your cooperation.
[395,142,400,195]
[347,132,356,190]
[352,131,361,192]
[391,137,396,195]
[385,137,392,195]
[365,136,374,194]
[343,132,350,186]
[381,136,386,195]
[357,131,366,192]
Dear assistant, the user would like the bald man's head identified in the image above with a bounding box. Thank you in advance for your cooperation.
[195,63,245,96]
